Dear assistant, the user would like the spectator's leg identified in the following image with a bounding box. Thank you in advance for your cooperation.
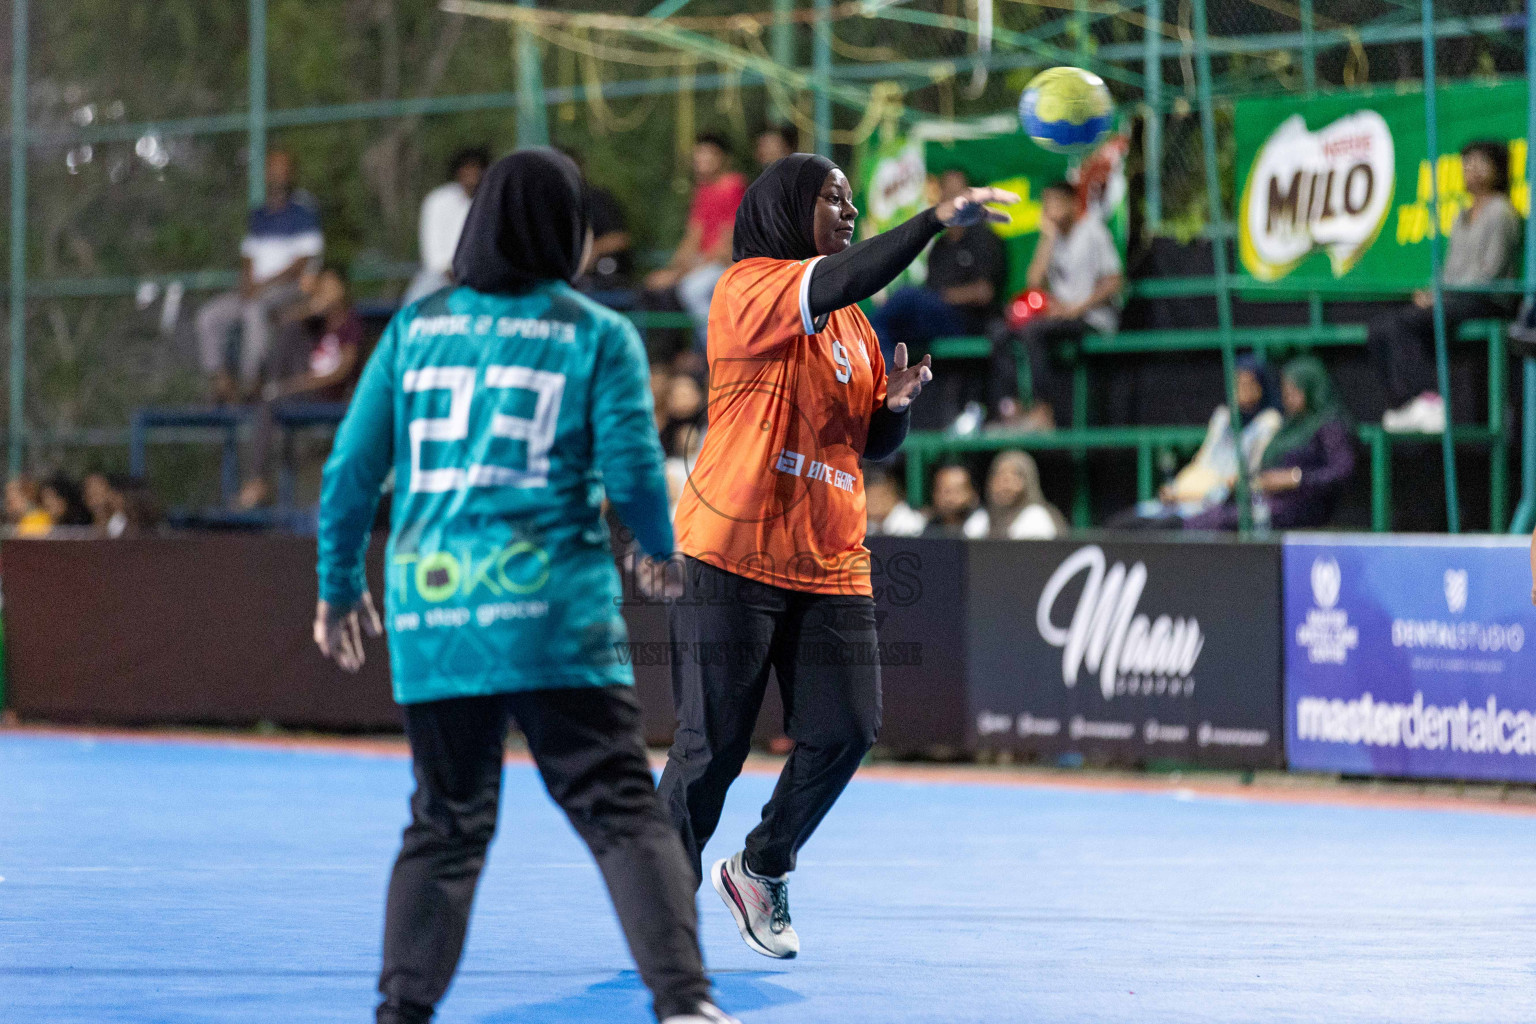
[868,288,966,368]
[195,291,244,377]
[677,263,727,350]
[1365,307,1407,410]
[986,319,1025,412]
[238,282,305,392]
[1016,317,1088,426]
[239,401,279,509]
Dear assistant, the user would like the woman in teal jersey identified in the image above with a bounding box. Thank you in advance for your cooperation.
[314,149,736,1024]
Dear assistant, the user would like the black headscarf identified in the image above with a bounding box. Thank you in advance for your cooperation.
[732,153,837,262]
[451,148,589,294]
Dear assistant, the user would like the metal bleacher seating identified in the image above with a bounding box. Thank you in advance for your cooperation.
[128,306,701,526]
[912,302,1510,531]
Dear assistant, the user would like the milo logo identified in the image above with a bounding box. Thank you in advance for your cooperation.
[1239,110,1395,282]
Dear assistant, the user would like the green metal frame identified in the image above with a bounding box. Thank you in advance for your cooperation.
[2,0,1527,533]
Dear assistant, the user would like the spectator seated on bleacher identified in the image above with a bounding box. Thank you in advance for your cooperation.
[5,475,51,536]
[643,134,747,364]
[40,474,94,531]
[237,266,362,509]
[1108,354,1282,530]
[562,148,636,305]
[962,450,1067,540]
[403,147,489,305]
[871,168,1007,427]
[865,467,926,538]
[196,150,324,404]
[83,472,161,538]
[922,464,981,538]
[989,180,1123,433]
[1368,140,1520,435]
[1184,357,1354,532]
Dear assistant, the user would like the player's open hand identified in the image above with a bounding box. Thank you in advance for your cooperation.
[936,186,1020,228]
[314,592,383,673]
[886,342,933,413]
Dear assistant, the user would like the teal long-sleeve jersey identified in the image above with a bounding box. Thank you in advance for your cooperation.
[315,282,672,704]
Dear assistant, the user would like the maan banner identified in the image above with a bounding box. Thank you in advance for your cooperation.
[1284,535,1536,783]
[1234,80,1531,288]
[966,539,1284,769]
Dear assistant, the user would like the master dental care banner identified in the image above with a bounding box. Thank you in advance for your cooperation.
[1285,535,1536,782]
[1234,80,1531,288]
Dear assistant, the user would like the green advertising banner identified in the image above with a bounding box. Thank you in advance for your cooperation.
[1235,80,1531,290]
[856,125,1129,300]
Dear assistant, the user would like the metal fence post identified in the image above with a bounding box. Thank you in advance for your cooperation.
[772,0,795,124]
[1299,0,1317,96]
[1511,0,1536,534]
[1191,0,1248,530]
[516,0,549,147]
[248,0,267,208]
[1144,0,1163,234]
[9,0,28,477]
[1421,0,1460,532]
[813,0,831,156]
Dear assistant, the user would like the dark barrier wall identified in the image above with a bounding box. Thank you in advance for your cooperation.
[3,537,402,731]
[3,535,1282,768]
[1,536,691,742]
[965,537,1285,769]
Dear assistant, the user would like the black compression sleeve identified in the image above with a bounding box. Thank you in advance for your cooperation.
[864,404,911,461]
[807,207,943,321]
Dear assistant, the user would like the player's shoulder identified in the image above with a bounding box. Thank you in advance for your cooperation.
[721,256,813,292]
[543,282,638,345]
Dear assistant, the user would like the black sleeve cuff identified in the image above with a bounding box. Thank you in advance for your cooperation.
[864,404,911,462]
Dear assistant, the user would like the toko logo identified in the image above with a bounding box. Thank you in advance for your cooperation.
[1035,545,1205,700]
[1444,568,1468,615]
[1311,556,1341,609]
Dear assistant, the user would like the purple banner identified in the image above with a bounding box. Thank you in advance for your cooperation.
[1284,535,1536,782]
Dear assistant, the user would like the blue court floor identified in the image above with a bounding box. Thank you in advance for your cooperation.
[2,732,1534,1024]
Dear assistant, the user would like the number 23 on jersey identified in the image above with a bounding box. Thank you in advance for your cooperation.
[402,365,567,493]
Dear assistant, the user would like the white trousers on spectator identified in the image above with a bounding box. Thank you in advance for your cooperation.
[677,262,726,349]
[195,281,303,387]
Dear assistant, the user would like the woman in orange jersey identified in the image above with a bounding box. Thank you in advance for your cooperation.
[657,153,1014,959]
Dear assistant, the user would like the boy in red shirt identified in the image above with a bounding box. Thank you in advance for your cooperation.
[645,135,747,351]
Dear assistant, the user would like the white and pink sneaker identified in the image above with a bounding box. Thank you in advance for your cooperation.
[711,851,800,959]
[1383,392,1446,433]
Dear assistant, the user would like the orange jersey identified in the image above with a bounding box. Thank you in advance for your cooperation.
[674,256,887,595]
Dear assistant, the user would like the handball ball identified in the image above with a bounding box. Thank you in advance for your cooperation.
[1018,67,1113,155]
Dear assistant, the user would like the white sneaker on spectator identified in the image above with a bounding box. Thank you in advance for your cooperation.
[662,1002,742,1024]
[948,401,985,436]
[1382,392,1446,433]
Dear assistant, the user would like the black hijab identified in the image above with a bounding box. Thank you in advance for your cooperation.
[451,148,589,294]
[732,153,837,262]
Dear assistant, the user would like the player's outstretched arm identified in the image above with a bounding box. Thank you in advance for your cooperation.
[805,186,1018,319]
[593,318,674,559]
[314,323,397,670]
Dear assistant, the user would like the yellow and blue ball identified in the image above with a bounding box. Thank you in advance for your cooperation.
[1018,67,1114,155]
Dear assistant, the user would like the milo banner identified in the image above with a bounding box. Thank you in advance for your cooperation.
[1235,80,1530,287]
[858,125,1129,300]
[966,539,1284,769]
[1285,535,1536,782]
